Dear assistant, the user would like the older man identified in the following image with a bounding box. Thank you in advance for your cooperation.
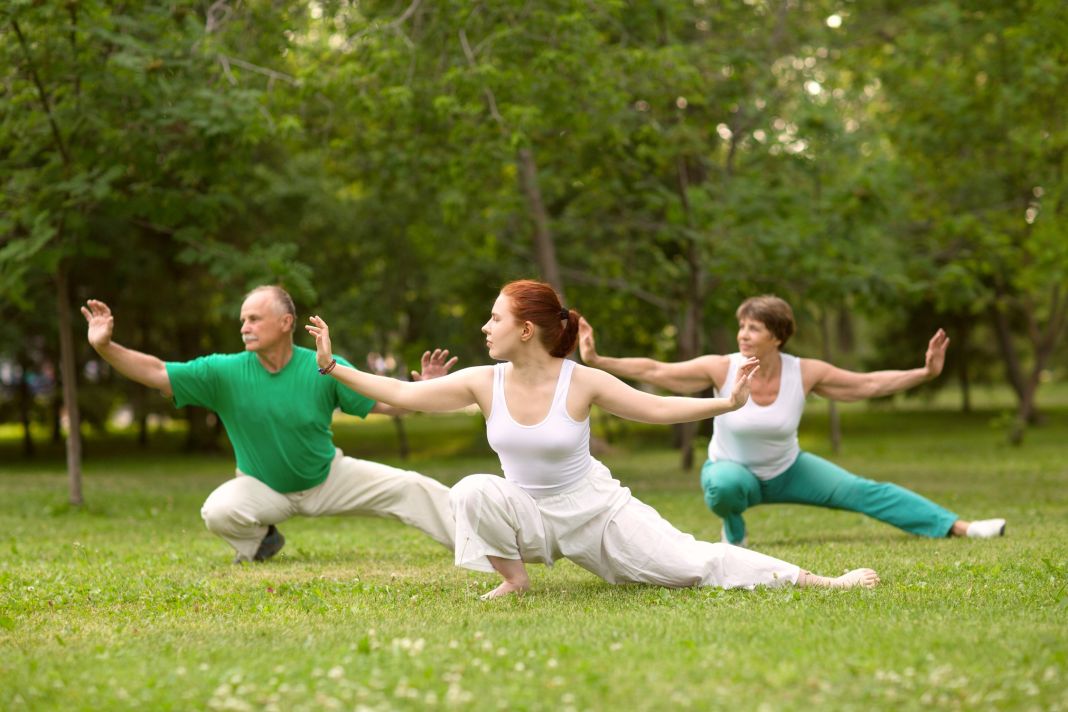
[82,285,456,562]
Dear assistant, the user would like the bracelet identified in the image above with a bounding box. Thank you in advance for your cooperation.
[318,358,337,376]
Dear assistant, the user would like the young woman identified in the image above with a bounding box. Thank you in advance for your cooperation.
[579,295,1006,547]
[306,281,878,598]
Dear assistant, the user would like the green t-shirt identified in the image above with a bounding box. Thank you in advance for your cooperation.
[166,346,376,493]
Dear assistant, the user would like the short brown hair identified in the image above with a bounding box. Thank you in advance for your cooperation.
[736,295,795,347]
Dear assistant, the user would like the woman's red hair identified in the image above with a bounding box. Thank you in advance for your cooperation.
[500,280,580,358]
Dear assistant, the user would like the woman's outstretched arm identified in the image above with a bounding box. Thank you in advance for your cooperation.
[578,318,728,394]
[581,358,758,424]
[306,316,483,413]
[806,329,949,401]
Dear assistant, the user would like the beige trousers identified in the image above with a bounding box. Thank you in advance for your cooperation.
[201,449,454,561]
[450,461,799,589]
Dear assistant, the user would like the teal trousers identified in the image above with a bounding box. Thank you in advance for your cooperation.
[700,452,959,545]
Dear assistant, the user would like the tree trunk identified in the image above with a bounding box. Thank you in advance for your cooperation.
[990,302,1044,433]
[392,416,410,460]
[836,308,855,354]
[135,318,149,446]
[989,302,1027,403]
[517,147,565,299]
[133,385,149,447]
[674,157,704,470]
[55,266,84,506]
[675,245,702,470]
[51,389,63,444]
[1010,288,1068,444]
[17,352,35,457]
[956,317,972,413]
[820,311,841,454]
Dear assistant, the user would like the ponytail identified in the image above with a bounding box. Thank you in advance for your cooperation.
[551,308,579,357]
[501,280,582,358]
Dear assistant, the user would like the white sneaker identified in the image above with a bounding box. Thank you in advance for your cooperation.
[966,518,1006,538]
[720,525,749,548]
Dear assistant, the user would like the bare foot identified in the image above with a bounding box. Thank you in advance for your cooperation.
[480,580,530,600]
[797,568,880,589]
[830,568,880,589]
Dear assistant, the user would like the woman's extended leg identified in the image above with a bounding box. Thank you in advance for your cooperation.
[766,452,960,538]
[553,465,879,591]
[598,494,878,590]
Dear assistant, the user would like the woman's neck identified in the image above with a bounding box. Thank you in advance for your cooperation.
[507,348,561,384]
[752,349,782,382]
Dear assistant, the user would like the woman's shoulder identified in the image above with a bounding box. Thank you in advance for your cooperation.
[571,361,616,389]
[456,364,497,379]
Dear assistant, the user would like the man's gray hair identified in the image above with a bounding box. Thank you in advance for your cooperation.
[245,285,296,318]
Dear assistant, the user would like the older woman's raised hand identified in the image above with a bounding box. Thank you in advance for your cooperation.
[924,329,950,380]
[577,317,600,365]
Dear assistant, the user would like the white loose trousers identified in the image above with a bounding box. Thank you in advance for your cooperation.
[201,449,454,561]
[451,461,799,589]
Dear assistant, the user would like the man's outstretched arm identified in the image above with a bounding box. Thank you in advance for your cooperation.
[81,299,173,397]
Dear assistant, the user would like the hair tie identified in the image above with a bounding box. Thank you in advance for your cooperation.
[560,308,569,321]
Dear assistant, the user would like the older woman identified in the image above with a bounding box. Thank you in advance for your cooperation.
[579,295,1005,547]
[307,282,879,598]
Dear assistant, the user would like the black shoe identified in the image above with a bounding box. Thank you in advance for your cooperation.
[231,523,286,563]
[254,524,285,561]
[234,525,286,563]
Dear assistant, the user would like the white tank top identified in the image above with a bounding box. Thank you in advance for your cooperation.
[708,353,805,480]
[486,360,592,497]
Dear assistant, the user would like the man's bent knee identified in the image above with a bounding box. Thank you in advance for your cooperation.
[201,500,234,534]
[201,498,258,536]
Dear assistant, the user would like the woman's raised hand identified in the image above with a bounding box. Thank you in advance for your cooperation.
[305,316,334,369]
[577,317,599,364]
[924,328,950,379]
[728,357,760,410]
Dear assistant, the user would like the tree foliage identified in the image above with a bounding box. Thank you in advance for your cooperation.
[3,0,1066,470]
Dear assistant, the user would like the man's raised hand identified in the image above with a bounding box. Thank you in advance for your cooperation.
[81,299,115,350]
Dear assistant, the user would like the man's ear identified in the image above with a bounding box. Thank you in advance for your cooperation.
[281,313,295,333]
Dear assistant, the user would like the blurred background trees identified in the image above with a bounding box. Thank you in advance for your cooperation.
[3,0,1066,490]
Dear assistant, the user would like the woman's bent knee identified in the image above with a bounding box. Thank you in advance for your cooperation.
[449,474,500,508]
[701,463,755,513]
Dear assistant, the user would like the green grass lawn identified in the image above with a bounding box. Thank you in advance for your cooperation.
[2,404,1067,711]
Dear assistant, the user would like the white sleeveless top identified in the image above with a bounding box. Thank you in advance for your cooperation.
[486,360,592,497]
[708,352,805,480]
